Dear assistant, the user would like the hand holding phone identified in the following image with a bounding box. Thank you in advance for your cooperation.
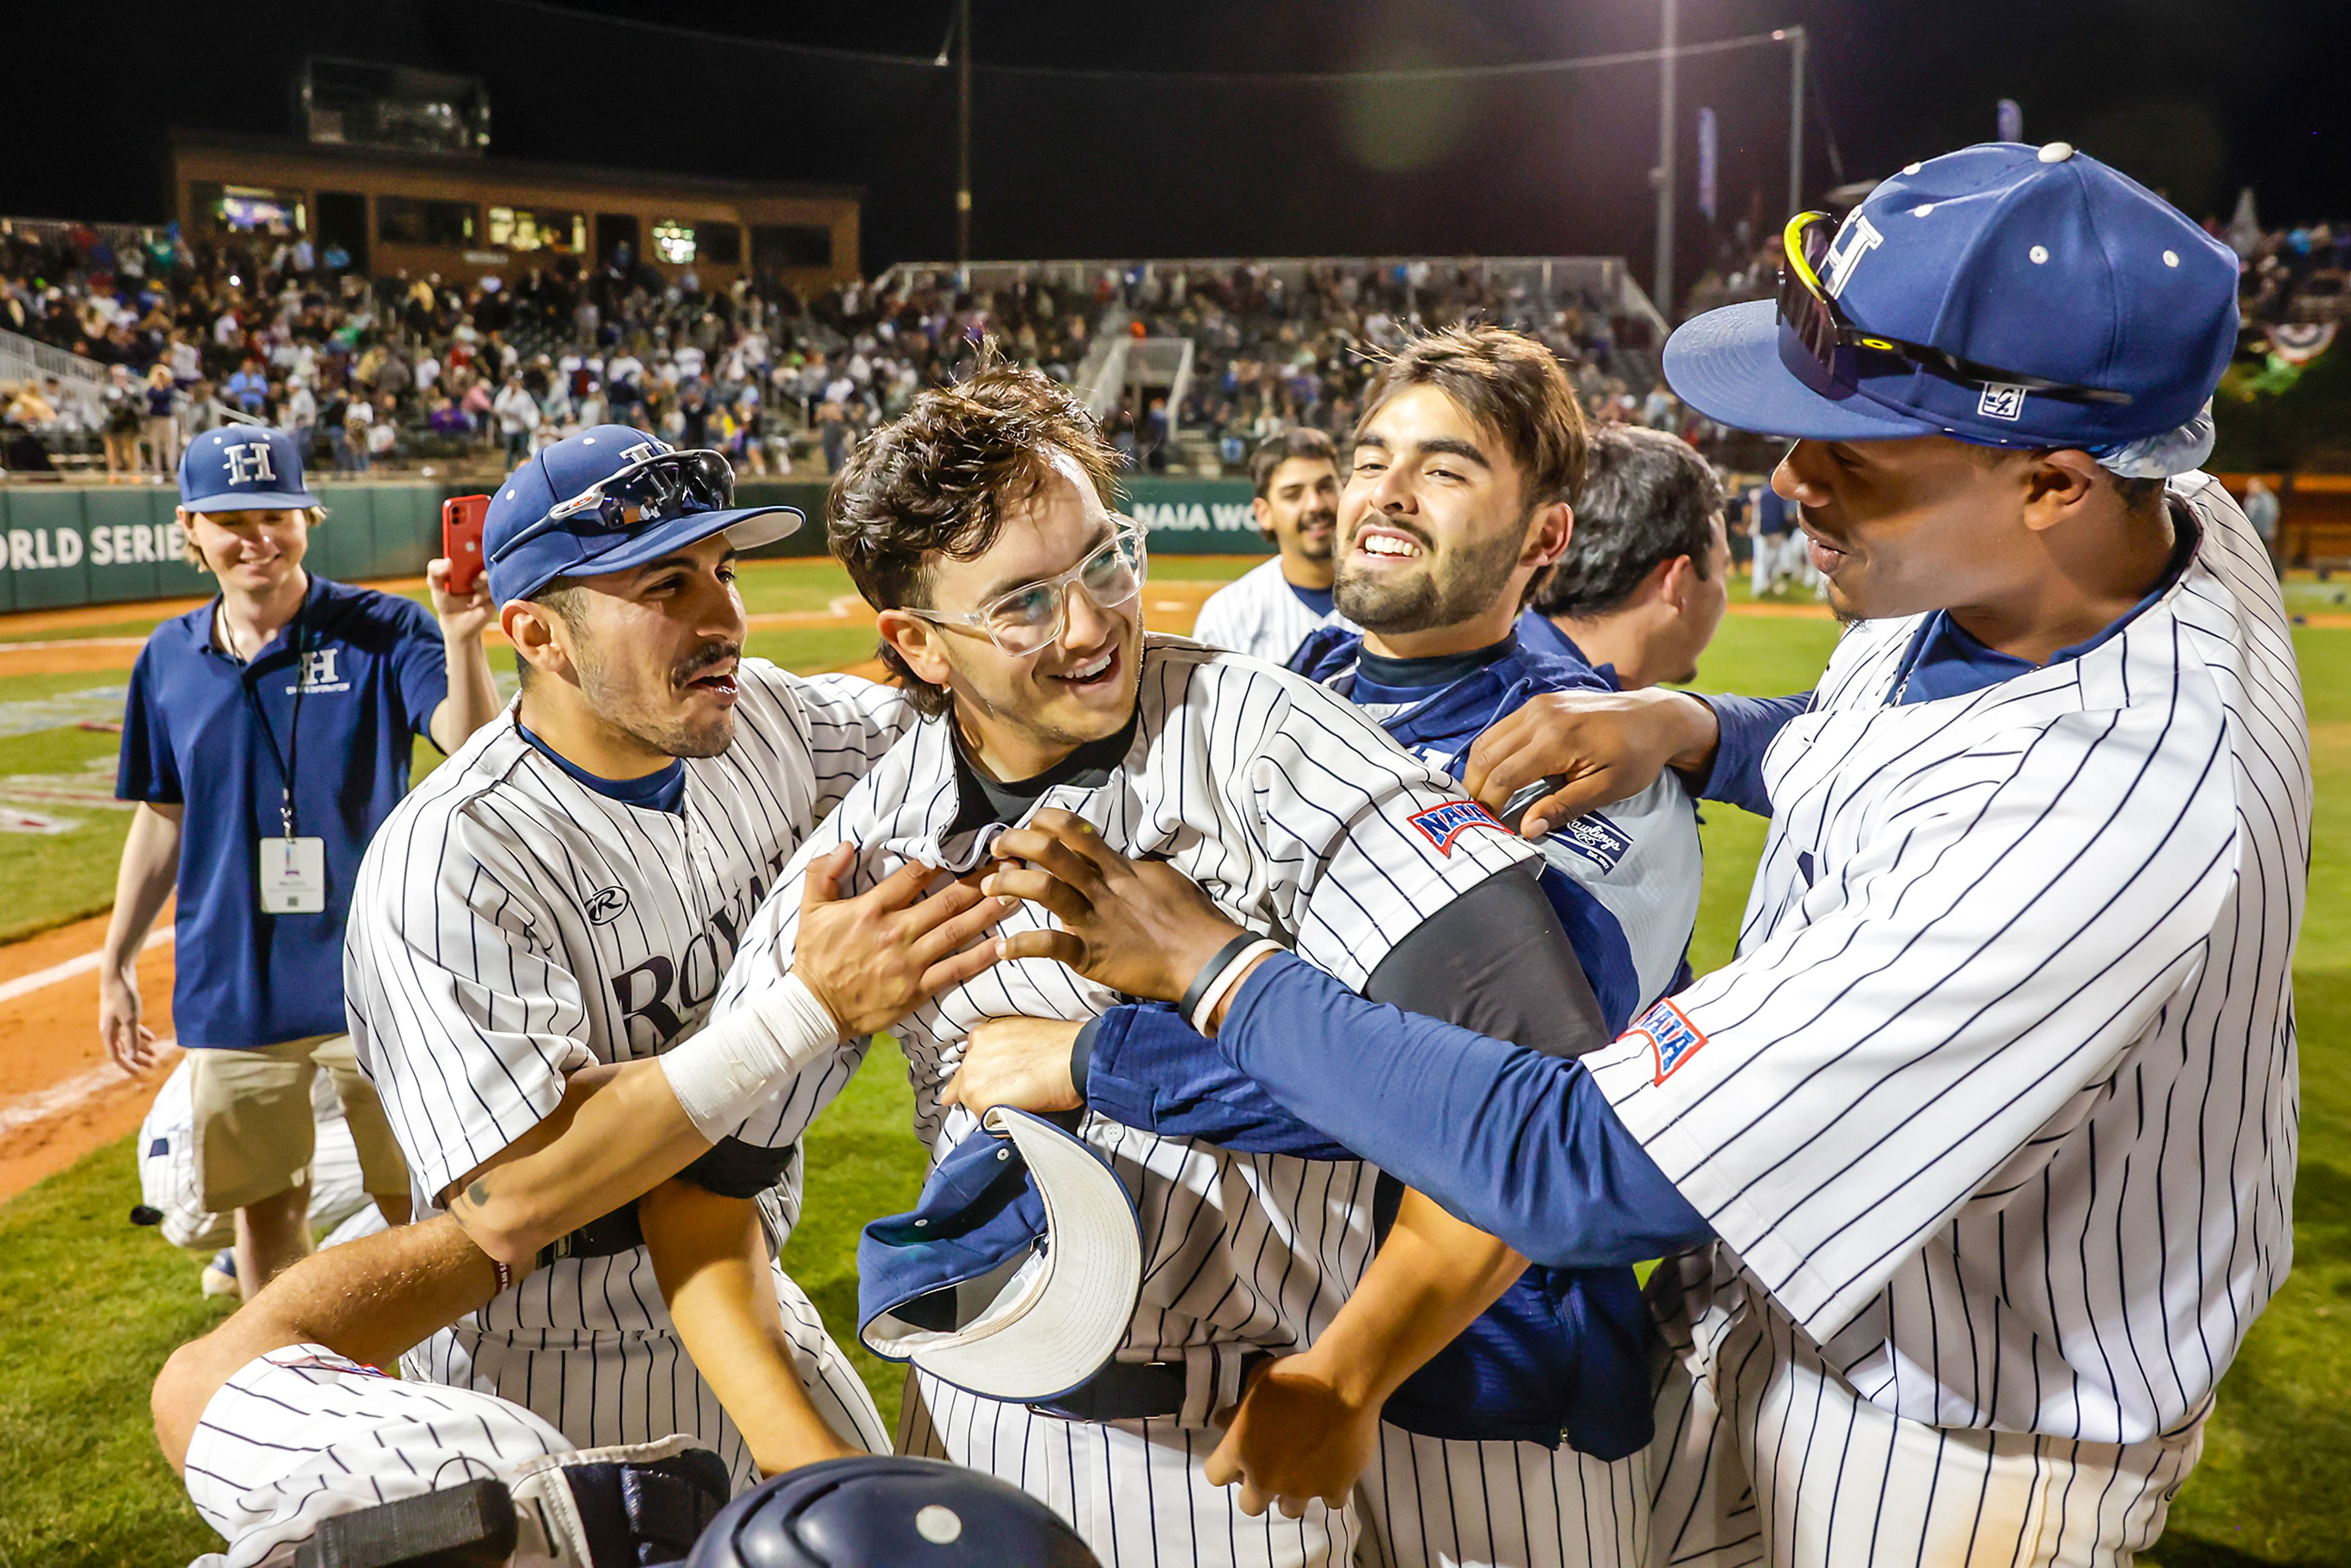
[441,495,490,596]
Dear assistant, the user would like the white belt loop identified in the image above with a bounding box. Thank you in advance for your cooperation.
[1177,1345,1223,1430]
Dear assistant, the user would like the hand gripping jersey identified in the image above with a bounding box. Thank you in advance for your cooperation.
[713,636,1535,1406]
[343,661,910,1480]
[1588,471,2308,1447]
[1189,556,1356,666]
[1292,626,1704,1026]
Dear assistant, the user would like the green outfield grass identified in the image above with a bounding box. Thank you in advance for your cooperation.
[0,572,2342,1565]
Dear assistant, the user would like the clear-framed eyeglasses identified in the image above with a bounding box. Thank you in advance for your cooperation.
[901,519,1149,656]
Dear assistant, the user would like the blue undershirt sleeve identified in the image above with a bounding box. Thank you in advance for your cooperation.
[1215,953,1713,1269]
[1084,1002,1357,1158]
[1081,866,1606,1158]
[1684,692,1812,816]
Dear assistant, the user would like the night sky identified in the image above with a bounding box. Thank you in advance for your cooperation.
[6,0,2336,280]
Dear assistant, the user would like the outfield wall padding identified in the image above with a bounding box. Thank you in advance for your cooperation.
[0,484,449,613]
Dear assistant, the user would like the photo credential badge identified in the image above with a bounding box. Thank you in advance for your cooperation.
[258,836,327,914]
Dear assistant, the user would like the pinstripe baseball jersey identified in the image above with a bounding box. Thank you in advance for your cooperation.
[346,661,912,1338]
[715,636,1536,1393]
[1296,628,1704,1027]
[1586,471,2306,1445]
[184,1345,574,1568]
[1190,557,1356,665]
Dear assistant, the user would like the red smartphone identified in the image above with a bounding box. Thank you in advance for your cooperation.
[441,494,490,596]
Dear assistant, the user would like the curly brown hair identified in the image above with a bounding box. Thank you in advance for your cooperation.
[830,364,1122,715]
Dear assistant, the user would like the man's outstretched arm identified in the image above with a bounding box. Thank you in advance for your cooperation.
[440,847,1008,1268]
[637,1180,866,1476]
[153,1215,503,1474]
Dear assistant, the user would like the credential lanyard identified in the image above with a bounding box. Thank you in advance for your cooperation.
[238,603,308,840]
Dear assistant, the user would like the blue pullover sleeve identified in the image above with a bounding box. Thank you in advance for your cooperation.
[1217,953,1712,1269]
[1684,692,1812,816]
[1080,865,1607,1159]
[1082,1003,1358,1158]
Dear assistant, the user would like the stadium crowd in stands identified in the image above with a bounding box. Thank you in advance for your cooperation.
[0,223,1093,479]
[2234,221,2351,330]
[21,204,2309,486]
[1114,259,1691,465]
[4,225,1711,480]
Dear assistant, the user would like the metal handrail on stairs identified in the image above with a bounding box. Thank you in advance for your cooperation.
[0,327,108,427]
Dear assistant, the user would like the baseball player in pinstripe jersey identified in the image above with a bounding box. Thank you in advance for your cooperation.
[704,364,1616,1566]
[152,1209,1114,1568]
[987,144,2303,1568]
[159,427,1024,1562]
[234,428,998,1487]
[955,329,1718,1568]
[1190,429,1359,663]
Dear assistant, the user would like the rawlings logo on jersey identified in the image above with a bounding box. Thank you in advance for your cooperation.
[1632,998,1708,1085]
[586,885,631,925]
[1407,798,1509,855]
[1549,812,1632,873]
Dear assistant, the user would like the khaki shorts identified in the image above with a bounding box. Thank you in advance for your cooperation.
[189,1035,410,1213]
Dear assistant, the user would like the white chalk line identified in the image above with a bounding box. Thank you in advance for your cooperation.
[0,1039,179,1138]
[0,927,177,1139]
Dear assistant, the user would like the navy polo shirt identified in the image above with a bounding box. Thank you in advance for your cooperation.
[118,576,449,1049]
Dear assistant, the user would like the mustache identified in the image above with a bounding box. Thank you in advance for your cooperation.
[673,641,742,683]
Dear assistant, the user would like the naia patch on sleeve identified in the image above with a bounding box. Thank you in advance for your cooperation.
[1406,798,1509,855]
[1630,998,1708,1084]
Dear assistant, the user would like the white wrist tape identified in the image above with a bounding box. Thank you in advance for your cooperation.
[1188,939,1284,1035]
[659,971,842,1141]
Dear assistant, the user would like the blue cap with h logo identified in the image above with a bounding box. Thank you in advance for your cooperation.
[1663,141,2240,456]
[484,424,801,604]
[178,425,318,514]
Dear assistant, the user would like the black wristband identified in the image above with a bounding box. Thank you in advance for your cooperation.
[1070,1016,1101,1101]
[1178,932,1261,1024]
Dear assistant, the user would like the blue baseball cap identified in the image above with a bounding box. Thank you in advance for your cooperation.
[178,425,318,514]
[1663,142,2240,450]
[484,424,801,604]
[857,1107,1141,1402]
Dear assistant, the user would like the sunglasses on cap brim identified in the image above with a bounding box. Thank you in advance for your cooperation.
[490,448,738,565]
[1777,211,2133,408]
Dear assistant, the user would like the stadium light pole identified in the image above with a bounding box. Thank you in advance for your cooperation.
[1776,24,1807,220]
[1652,0,1678,318]
[955,0,973,278]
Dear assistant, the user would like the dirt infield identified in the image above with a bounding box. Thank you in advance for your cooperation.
[0,911,178,1199]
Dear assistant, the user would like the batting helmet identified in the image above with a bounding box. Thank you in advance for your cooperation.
[683,1455,1100,1567]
